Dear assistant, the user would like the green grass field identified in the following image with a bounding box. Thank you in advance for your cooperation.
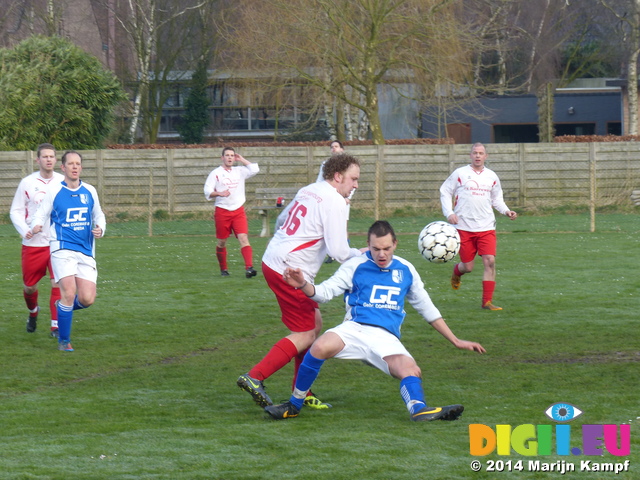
[0,213,638,479]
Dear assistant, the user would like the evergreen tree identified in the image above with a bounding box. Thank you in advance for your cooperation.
[178,61,211,144]
[0,35,126,151]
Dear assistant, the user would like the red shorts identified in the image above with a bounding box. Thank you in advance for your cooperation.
[214,206,248,239]
[262,262,319,333]
[22,245,54,286]
[458,230,497,263]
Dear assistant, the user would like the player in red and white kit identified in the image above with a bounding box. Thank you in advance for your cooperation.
[440,143,517,311]
[10,143,64,336]
[204,147,259,278]
[237,153,363,409]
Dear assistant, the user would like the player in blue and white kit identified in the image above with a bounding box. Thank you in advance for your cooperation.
[30,151,106,352]
[265,220,485,422]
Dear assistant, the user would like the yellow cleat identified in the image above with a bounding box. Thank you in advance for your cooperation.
[451,272,461,290]
[482,301,502,311]
[304,394,332,409]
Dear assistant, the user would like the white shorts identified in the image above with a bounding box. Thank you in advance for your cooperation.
[51,250,97,284]
[326,321,413,376]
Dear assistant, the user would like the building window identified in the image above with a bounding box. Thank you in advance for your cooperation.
[493,124,539,143]
[555,123,596,137]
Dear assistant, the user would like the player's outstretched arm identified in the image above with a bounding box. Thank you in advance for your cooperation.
[430,318,486,354]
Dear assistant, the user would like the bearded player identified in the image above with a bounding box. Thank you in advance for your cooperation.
[237,153,364,410]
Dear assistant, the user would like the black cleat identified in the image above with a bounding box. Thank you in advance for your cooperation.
[265,401,300,420]
[411,404,464,422]
[221,270,230,277]
[237,374,273,407]
[245,267,257,278]
[26,308,38,333]
[50,328,59,339]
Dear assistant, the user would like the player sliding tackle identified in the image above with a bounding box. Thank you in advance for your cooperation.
[265,220,486,421]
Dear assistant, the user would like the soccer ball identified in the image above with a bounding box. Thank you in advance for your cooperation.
[418,221,460,263]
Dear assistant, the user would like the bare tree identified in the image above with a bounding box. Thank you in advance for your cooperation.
[0,0,66,43]
[468,0,618,93]
[220,0,473,144]
[105,0,212,143]
[600,0,640,135]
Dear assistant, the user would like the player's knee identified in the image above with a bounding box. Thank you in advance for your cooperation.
[407,364,422,378]
[310,334,340,359]
[483,256,496,269]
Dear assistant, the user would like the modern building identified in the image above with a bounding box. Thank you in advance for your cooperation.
[420,79,622,144]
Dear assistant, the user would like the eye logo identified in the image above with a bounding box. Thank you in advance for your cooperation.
[545,403,583,422]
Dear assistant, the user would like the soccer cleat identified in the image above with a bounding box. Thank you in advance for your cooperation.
[482,301,502,311]
[245,267,257,278]
[26,308,39,333]
[265,401,300,420]
[324,256,334,264]
[58,341,74,352]
[411,404,464,422]
[220,270,230,277]
[237,374,273,407]
[450,271,461,290]
[304,393,332,409]
[50,328,60,339]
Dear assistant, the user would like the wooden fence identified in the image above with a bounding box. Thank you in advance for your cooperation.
[1,143,639,220]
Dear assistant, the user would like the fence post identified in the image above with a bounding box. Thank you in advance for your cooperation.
[96,149,105,201]
[24,151,33,176]
[306,146,315,184]
[589,143,596,233]
[375,145,385,219]
[166,149,175,214]
[448,143,456,173]
[148,168,154,237]
[518,143,526,208]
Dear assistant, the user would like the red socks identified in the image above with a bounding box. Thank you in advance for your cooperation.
[454,263,463,277]
[50,287,61,321]
[24,291,38,313]
[241,245,253,269]
[482,280,496,305]
[249,337,299,381]
[216,247,227,271]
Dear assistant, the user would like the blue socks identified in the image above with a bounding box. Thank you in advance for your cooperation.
[57,302,74,343]
[400,376,427,414]
[290,352,325,409]
[57,296,90,343]
[73,296,88,310]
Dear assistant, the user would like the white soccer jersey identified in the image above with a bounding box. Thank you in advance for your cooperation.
[440,165,510,232]
[262,181,362,279]
[204,163,259,211]
[10,171,64,247]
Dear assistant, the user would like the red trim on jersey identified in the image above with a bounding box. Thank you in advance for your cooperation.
[291,238,321,252]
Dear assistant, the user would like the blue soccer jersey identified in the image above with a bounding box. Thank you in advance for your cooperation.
[31,180,106,257]
[312,252,442,338]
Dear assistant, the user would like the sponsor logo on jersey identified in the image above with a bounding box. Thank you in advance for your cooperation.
[369,285,401,306]
[66,207,89,223]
